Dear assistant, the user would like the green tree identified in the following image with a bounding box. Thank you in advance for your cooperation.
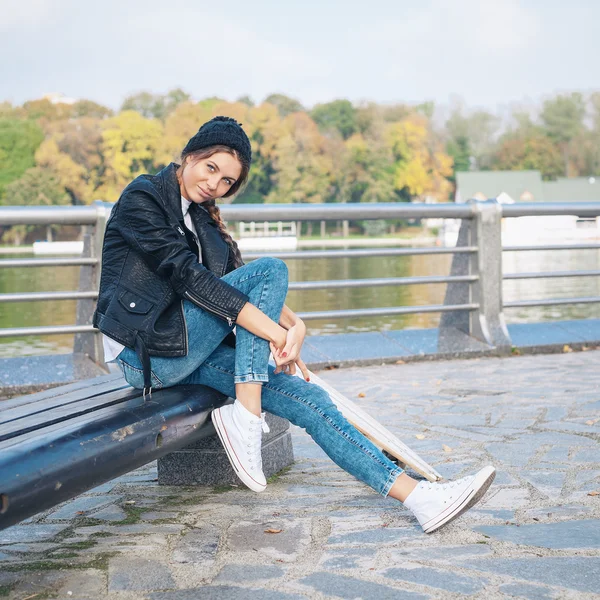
[492,131,563,180]
[311,99,358,140]
[0,119,45,199]
[121,89,191,120]
[541,93,586,175]
[4,167,69,206]
[264,94,304,117]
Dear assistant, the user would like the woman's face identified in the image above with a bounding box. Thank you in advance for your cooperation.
[179,151,243,203]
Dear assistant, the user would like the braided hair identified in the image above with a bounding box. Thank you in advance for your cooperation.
[176,145,248,269]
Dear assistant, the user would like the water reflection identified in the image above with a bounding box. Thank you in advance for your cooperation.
[1,246,599,357]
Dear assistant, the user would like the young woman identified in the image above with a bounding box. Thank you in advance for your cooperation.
[94,116,496,534]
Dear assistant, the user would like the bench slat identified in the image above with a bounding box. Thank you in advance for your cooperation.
[0,378,131,428]
[0,384,227,531]
[0,386,141,442]
[0,373,123,411]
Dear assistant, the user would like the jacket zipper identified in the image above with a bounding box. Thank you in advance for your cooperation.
[184,290,234,327]
[180,300,189,354]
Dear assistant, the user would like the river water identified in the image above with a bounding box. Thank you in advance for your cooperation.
[1,246,599,358]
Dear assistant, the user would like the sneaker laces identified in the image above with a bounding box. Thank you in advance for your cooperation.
[245,413,269,469]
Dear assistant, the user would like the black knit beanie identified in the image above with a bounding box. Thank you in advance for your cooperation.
[182,116,252,165]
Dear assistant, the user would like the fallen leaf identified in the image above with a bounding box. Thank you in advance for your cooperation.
[588,491,600,496]
[358,392,366,398]
[264,528,283,534]
[442,444,453,453]
[395,360,405,364]
[563,344,573,353]
[415,434,425,440]
[76,511,85,515]
[585,419,598,426]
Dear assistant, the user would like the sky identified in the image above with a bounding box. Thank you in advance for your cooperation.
[1,0,598,115]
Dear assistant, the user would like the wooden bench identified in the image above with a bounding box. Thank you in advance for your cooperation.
[0,374,294,531]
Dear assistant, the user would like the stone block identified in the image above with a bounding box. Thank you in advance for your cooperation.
[298,572,429,600]
[498,582,554,600]
[462,557,600,594]
[108,557,175,592]
[227,518,310,562]
[171,524,219,565]
[318,547,379,569]
[214,564,285,583]
[149,587,304,600]
[474,519,600,549]
[47,495,119,520]
[0,523,69,544]
[157,412,294,486]
[383,564,487,595]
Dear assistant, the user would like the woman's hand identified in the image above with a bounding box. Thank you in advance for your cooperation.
[269,321,310,380]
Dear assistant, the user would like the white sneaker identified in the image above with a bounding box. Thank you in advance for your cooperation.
[211,401,270,493]
[403,465,496,533]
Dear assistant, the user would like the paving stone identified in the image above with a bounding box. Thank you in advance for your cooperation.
[227,519,310,562]
[484,442,538,467]
[524,505,590,519]
[214,564,285,583]
[0,542,61,553]
[109,557,175,592]
[142,511,179,521]
[298,572,429,599]
[328,527,419,545]
[480,488,529,509]
[543,407,569,421]
[149,587,304,599]
[53,568,106,599]
[539,446,570,462]
[74,524,183,536]
[319,547,380,569]
[389,544,493,562]
[498,582,556,600]
[0,523,69,544]
[572,448,600,463]
[575,469,600,485]
[91,505,128,521]
[383,564,487,595]
[47,495,119,520]
[463,557,600,593]
[520,470,567,497]
[474,519,600,549]
[492,471,520,485]
[171,524,219,565]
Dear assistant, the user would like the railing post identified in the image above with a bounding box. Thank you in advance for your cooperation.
[73,201,108,368]
[441,199,511,348]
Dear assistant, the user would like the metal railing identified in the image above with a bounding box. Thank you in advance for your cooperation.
[1,199,600,363]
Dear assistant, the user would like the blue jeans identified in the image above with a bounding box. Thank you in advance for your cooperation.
[116,257,404,496]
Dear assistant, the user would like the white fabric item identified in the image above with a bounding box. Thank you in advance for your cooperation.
[211,400,270,492]
[102,196,207,362]
[403,465,496,533]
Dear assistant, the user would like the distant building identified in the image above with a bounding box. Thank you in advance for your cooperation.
[444,170,600,245]
[42,92,78,105]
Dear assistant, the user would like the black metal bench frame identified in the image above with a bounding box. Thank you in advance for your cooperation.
[0,373,229,531]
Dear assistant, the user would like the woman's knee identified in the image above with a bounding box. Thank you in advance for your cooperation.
[254,256,288,282]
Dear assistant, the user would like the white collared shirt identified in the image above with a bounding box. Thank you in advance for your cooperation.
[102,197,207,363]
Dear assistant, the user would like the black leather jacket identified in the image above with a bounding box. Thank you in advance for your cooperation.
[93,163,249,390]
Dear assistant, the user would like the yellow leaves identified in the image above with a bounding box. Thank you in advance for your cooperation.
[588,491,599,497]
[415,434,426,440]
[357,392,366,398]
[585,419,598,426]
[264,528,283,534]
[442,444,453,453]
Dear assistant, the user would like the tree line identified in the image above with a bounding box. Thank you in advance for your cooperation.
[0,89,599,243]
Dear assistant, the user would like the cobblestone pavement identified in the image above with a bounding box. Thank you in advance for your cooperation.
[1,351,599,599]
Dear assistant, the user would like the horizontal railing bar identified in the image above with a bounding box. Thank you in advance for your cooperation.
[0,258,97,268]
[504,243,600,252]
[295,303,479,320]
[289,275,478,290]
[501,203,600,218]
[243,247,478,260]
[504,296,600,308]
[0,291,98,303]
[0,325,96,338]
[0,205,109,226]
[503,270,600,280]
[223,203,478,221]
